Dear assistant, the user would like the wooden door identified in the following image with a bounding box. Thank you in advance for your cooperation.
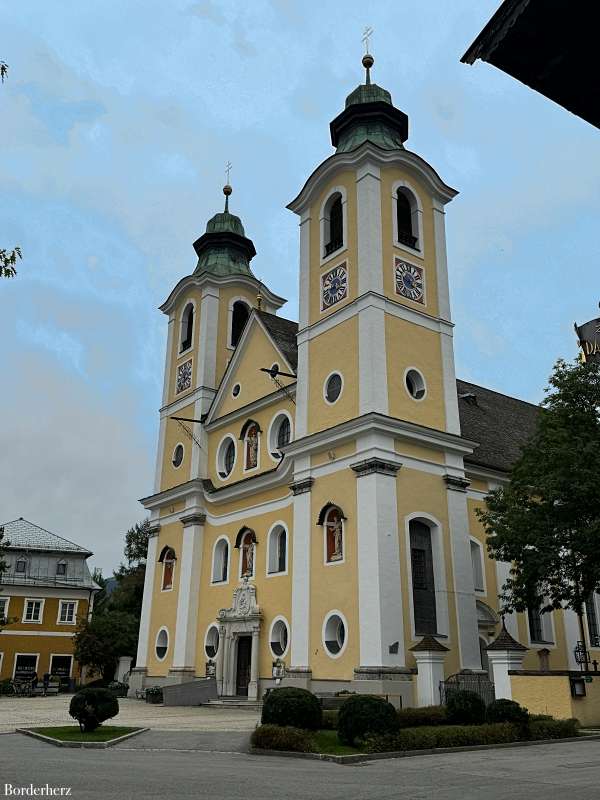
[235,636,252,696]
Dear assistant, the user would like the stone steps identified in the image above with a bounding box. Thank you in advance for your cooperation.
[205,696,262,710]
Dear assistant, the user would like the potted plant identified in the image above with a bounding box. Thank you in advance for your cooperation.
[145,686,163,704]
[108,680,129,698]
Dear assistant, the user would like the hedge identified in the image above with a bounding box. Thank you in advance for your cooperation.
[397,705,447,728]
[261,687,322,731]
[529,718,579,740]
[338,695,398,745]
[446,690,487,725]
[321,710,338,730]
[486,699,529,726]
[251,725,316,753]
[364,723,518,753]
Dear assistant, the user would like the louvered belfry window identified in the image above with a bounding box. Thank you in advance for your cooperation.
[410,520,437,635]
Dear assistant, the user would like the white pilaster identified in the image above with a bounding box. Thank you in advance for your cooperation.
[154,317,176,492]
[432,201,451,322]
[354,459,404,667]
[290,457,312,668]
[298,210,311,330]
[197,285,220,389]
[135,529,159,668]
[445,480,481,669]
[358,303,389,415]
[172,514,205,671]
[563,608,581,670]
[295,340,309,439]
[249,625,260,700]
[413,650,447,706]
[356,161,383,295]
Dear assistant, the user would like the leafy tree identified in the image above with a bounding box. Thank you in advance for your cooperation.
[73,611,139,681]
[0,526,9,630]
[91,567,108,614]
[477,358,600,665]
[123,519,150,565]
[0,61,22,279]
[108,519,150,619]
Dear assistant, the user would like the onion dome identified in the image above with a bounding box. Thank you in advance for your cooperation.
[330,54,408,154]
[193,185,256,277]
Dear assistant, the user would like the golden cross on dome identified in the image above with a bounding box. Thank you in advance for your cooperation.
[362,26,373,54]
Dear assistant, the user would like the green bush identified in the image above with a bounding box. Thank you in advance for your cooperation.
[486,699,529,726]
[0,679,13,695]
[529,718,579,740]
[364,722,518,753]
[107,681,129,698]
[251,724,316,753]
[69,688,119,732]
[337,694,398,746]
[445,690,487,725]
[321,709,338,730]
[261,687,322,731]
[397,705,448,728]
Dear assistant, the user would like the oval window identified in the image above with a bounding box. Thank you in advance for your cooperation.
[405,369,426,400]
[270,618,289,658]
[324,373,343,404]
[155,628,169,661]
[205,625,220,659]
[218,437,236,478]
[232,383,241,398]
[323,613,346,657]
[172,444,184,468]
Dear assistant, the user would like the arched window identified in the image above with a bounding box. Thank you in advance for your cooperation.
[237,528,257,578]
[396,188,418,249]
[267,524,287,575]
[158,546,176,591]
[231,301,250,348]
[211,537,229,583]
[243,422,260,471]
[269,412,292,459]
[409,520,437,634]
[318,504,345,564]
[180,303,194,352]
[323,192,344,257]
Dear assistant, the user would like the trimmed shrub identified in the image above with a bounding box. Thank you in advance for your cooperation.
[364,722,518,753]
[486,699,528,725]
[321,709,338,730]
[107,681,129,698]
[397,705,448,728]
[251,724,316,753]
[337,694,398,746]
[69,687,119,732]
[529,718,579,740]
[445,690,487,725]
[261,687,322,731]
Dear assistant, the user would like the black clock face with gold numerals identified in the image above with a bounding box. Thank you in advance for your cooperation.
[322,264,348,309]
[176,359,192,393]
[395,260,424,304]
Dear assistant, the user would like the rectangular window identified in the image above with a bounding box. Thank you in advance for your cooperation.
[410,521,437,635]
[58,601,76,624]
[23,600,43,623]
[470,540,485,592]
[56,562,67,576]
[528,606,553,644]
[586,595,600,648]
[15,560,26,574]
[0,598,8,622]
[50,654,73,679]
[14,653,38,680]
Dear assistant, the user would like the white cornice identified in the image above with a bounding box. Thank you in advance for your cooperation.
[159,273,287,316]
[205,385,297,432]
[287,143,458,215]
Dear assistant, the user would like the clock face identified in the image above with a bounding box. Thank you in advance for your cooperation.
[321,263,348,310]
[394,259,424,304]
[176,359,192,394]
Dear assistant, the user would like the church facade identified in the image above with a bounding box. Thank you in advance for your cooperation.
[130,56,599,705]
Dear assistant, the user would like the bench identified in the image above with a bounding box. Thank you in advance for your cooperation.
[32,679,60,696]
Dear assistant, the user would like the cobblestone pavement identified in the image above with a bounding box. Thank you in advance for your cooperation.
[0,695,259,733]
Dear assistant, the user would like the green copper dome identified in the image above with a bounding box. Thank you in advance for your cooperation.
[193,187,256,278]
[330,55,408,154]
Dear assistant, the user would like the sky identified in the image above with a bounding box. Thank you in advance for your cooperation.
[1,1,599,574]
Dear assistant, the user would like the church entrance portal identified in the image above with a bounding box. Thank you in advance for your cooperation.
[236,636,252,696]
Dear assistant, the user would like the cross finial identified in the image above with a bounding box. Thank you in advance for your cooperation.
[362,26,373,55]
[223,161,233,212]
[225,160,232,184]
[361,27,375,84]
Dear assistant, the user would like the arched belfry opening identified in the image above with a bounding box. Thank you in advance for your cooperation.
[231,301,250,347]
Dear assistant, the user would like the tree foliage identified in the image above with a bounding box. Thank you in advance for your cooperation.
[1,61,22,278]
[477,358,600,642]
[0,526,9,630]
[73,611,139,681]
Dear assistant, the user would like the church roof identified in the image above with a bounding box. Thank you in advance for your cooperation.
[256,311,299,372]
[457,379,539,473]
[486,623,528,652]
[1,517,92,555]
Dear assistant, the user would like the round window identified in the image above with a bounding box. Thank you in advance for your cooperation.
[323,613,346,657]
[172,444,184,468]
[205,625,220,659]
[324,372,343,404]
[270,618,289,658]
[405,369,426,400]
[232,383,241,398]
[218,437,236,478]
[155,628,169,661]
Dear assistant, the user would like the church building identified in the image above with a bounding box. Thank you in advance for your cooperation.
[130,54,600,705]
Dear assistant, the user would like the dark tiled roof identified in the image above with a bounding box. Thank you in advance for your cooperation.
[410,635,450,653]
[257,311,299,372]
[457,379,539,474]
[486,624,528,652]
[1,518,92,555]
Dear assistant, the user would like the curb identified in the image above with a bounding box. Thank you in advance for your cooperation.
[16,727,150,749]
[250,733,600,765]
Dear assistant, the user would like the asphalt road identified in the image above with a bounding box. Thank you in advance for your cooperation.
[2,733,600,800]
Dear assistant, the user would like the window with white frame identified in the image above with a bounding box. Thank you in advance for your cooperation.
[58,600,77,624]
[159,547,176,591]
[410,520,437,635]
[322,192,344,258]
[470,540,485,592]
[0,597,8,624]
[217,435,236,479]
[179,302,195,353]
[269,617,290,658]
[205,624,220,659]
[527,605,554,644]
[323,612,346,657]
[269,413,292,459]
[586,594,600,648]
[267,525,287,575]
[393,184,422,252]
[211,538,229,583]
[155,627,169,660]
[23,599,43,623]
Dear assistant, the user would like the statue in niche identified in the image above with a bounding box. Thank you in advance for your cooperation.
[246,424,259,470]
[326,507,343,562]
[242,533,255,577]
